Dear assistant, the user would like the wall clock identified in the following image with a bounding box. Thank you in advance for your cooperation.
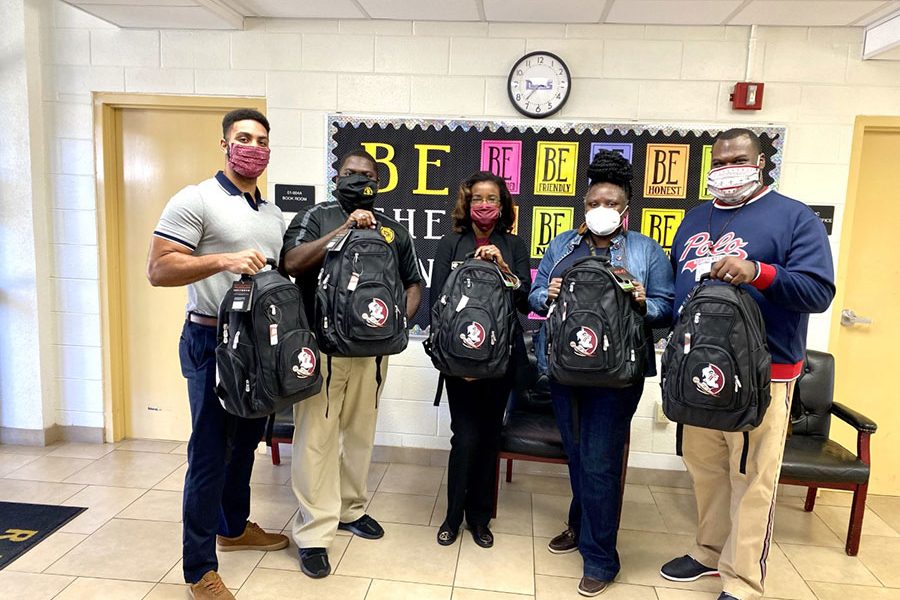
[507,51,571,119]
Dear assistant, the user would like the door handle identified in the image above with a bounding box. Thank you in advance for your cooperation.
[841,309,873,327]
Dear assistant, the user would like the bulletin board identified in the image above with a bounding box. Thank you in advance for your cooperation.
[327,115,786,332]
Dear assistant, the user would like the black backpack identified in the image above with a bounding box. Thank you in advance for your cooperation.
[315,228,409,357]
[215,263,323,419]
[424,257,517,380]
[545,255,646,388]
[661,277,771,431]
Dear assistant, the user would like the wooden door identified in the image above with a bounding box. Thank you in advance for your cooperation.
[107,99,266,440]
[831,117,900,495]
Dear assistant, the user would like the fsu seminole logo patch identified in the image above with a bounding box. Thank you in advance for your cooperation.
[362,298,389,328]
[569,326,598,357]
[292,348,317,379]
[692,363,725,397]
[459,321,486,350]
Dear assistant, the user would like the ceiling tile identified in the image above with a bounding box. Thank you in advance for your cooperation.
[79,4,239,28]
[358,0,481,21]
[483,0,608,24]
[731,1,888,26]
[239,0,366,19]
[606,0,743,25]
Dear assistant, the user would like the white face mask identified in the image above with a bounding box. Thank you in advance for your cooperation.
[706,156,763,205]
[585,205,627,237]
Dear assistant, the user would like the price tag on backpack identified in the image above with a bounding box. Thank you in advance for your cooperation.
[230,279,254,312]
[455,295,469,312]
[608,266,637,293]
[326,229,351,253]
[695,261,712,282]
[348,272,360,291]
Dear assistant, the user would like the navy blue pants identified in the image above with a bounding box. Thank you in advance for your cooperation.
[179,321,267,583]
[549,380,642,582]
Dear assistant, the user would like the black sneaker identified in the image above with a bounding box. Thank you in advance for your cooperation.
[469,524,494,548]
[338,514,384,539]
[718,594,740,600]
[577,576,609,597]
[659,555,719,582]
[436,523,458,546]
[298,547,330,579]
[548,527,578,554]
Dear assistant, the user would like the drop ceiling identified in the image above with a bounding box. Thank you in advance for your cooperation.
[62,0,900,30]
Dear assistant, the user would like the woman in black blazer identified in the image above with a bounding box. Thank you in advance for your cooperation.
[431,171,531,548]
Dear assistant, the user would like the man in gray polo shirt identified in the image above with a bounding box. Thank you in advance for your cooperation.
[148,109,288,600]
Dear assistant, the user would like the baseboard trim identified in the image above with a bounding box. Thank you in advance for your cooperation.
[0,425,104,446]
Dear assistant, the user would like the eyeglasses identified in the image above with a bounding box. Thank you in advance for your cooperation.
[471,195,501,205]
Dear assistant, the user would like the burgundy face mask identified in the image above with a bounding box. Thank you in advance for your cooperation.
[470,203,501,231]
[228,143,270,178]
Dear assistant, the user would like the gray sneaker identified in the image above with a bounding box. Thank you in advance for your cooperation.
[659,555,719,582]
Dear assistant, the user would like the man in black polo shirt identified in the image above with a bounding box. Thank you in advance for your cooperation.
[282,149,422,578]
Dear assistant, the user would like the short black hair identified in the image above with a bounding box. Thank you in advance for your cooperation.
[586,149,632,200]
[451,171,517,234]
[222,109,270,139]
[338,149,378,172]
[715,128,761,155]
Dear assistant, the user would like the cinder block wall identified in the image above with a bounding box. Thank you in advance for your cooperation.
[38,1,900,463]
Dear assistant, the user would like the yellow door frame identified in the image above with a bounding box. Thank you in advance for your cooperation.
[829,116,900,343]
[93,93,267,442]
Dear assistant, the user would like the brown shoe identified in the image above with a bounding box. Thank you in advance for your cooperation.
[189,571,235,599]
[577,576,609,597]
[548,527,578,554]
[217,521,289,552]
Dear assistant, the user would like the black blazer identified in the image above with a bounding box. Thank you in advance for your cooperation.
[430,229,532,315]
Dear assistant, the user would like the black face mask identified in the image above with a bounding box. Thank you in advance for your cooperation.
[335,173,378,211]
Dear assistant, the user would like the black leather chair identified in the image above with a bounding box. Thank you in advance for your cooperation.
[780,349,877,556]
[265,407,294,465]
[492,331,629,520]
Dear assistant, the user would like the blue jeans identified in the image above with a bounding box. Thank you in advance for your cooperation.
[549,379,643,582]
[179,321,267,583]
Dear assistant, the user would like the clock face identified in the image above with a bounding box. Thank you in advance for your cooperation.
[507,51,571,119]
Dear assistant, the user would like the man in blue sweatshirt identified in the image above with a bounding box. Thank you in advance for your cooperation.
[659,128,835,600]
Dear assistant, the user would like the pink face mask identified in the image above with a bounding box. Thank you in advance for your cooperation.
[228,143,270,179]
[471,203,501,231]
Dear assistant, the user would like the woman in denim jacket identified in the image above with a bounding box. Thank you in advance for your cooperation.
[528,150,674,597]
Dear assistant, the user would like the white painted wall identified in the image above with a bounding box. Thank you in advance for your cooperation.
[11,0,900,461]
[0,0,56,434]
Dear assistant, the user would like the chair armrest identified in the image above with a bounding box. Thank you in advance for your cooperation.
[832,402,877,434]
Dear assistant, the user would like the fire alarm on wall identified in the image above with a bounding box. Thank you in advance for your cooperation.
[731,82,765,110]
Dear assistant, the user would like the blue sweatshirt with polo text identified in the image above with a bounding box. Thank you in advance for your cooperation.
[670,189,835,380]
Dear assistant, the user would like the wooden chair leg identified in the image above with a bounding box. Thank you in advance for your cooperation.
[846,483,868,556]
[492,456,501,518]
[270,441,281,466]
[506,458,513,483]
[804,487,817,512]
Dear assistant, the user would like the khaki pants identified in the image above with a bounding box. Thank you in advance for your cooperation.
[683,380,795,600]
[290,355,388,548]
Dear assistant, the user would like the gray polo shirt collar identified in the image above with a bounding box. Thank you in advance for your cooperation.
[215,170,265,211]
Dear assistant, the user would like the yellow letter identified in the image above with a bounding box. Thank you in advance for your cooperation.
[413,144,450,195]
[0,529,38,542]
[360,142,398,193]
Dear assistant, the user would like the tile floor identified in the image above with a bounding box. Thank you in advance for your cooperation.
[1,441,899,599]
